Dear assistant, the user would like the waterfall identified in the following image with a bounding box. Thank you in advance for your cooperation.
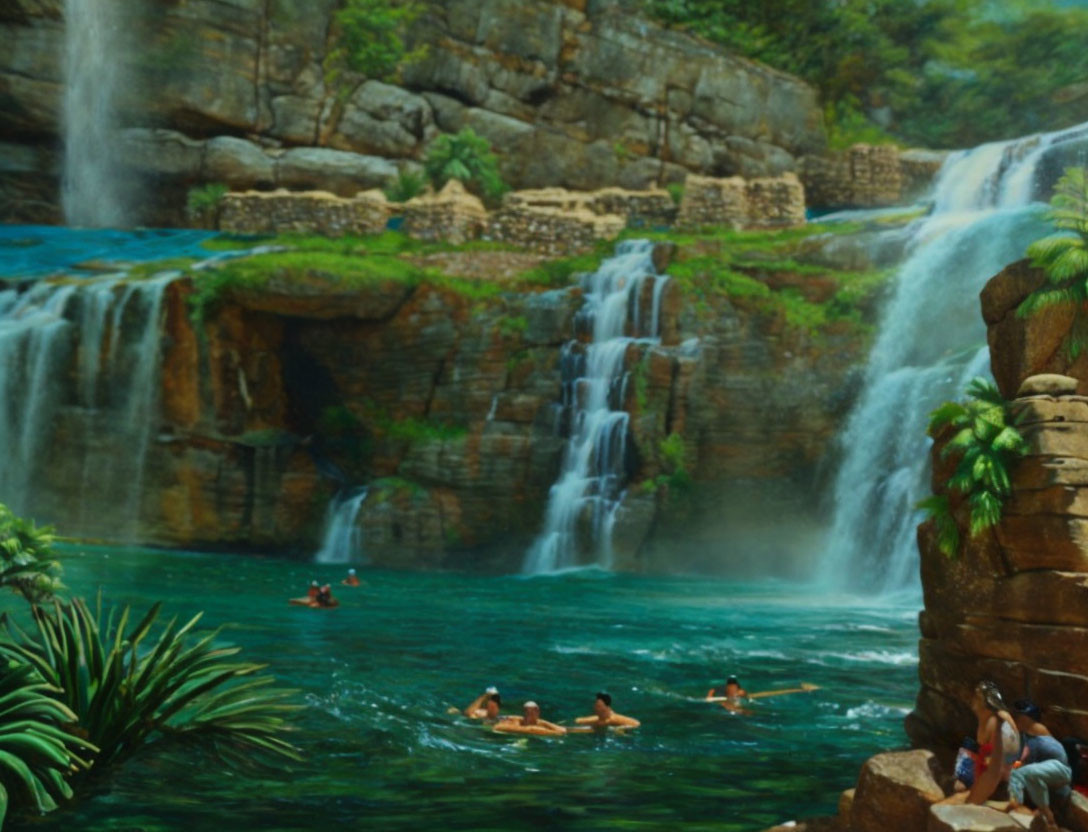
[0,276,168,537]
[62,0,129,227]
[822,122,1088,592]
[315,489,369,564]
[523,240,670,574]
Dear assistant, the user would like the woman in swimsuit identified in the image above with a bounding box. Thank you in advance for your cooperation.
[968,680,1021,804]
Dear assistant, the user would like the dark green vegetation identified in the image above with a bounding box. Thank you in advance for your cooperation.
[645,0,1088,148]
[324,0,425,85]
[185,183,228,230]
[384,169,427,203]
[1020,167,1088,358]
[921,379,1027,557]
[423,128,508,204]
[0,504,299,828]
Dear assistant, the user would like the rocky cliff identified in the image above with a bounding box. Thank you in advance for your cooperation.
[0,0,826,224]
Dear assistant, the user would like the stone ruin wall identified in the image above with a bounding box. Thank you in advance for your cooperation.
[801,144,948,209]
[676,172,806,230]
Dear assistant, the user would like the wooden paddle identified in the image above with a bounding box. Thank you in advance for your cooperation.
[705,683,821,702]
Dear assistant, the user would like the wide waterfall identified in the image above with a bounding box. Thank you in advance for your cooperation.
[823,122,1088,592]
[0,276,168,537]
[315,489,369,564]
[524,240,669,574]
[62,0,129,227]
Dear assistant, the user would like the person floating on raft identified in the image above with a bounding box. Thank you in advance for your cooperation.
[493,701,565,736]
[289,582,339,608]
[574,692,640,729]
[705,675,819,713]
[341,568,361,587]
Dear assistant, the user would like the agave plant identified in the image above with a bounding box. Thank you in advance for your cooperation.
[921,377,1027,556]
[0,504,62,604]
[423,128,507,202]
[1019,167,1088,356]
[0,662,95,825]
[0,597,301,774]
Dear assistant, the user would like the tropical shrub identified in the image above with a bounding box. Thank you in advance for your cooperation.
[0,504,61,604]
[0,597,301,772]
[384,169,427,203]
[423,129,507,203]
[921,378,1027,557]
[0,662,95,825]
[1018,167,1088,357]
[185,183,228,230]
[324,0,425,86]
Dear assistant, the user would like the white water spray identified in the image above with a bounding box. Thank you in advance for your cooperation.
[823,122,1088,591]
[523,240,669,574]
[62,0,129,227]
[315,489,369,564]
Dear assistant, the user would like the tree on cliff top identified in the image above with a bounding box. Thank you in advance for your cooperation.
[324,0,426,87]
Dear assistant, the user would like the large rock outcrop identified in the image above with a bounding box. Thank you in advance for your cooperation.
[0,0,826,223]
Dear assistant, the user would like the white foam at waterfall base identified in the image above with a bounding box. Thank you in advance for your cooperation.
[523,240,670,574]
[821,121,1088,592]
[62,0,130,227]
[315,489,369,564]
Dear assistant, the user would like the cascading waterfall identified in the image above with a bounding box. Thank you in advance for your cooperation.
[523,240,670,574]
[0,276,168,537]
[315,489,369,564]
[822,122,1088,592]
[62,0,129,227]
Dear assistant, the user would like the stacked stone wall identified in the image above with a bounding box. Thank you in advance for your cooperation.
[676,173,805,230]
[219,189,390,236]
[401,180,488,244]
[487,206,625,256]
[801,144,948,209]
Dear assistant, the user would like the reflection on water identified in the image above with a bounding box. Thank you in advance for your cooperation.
[18,547,920,831]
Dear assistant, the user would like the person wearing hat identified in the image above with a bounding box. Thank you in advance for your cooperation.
[574,692,640,729]
[1007,699,1071,830]
[463,687,504,721]
[341,569,361,587]
[493,701,565,736]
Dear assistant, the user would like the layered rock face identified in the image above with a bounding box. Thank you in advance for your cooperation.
[0,0,826,224]
[909,259,1088,749]
[801,145,948,209]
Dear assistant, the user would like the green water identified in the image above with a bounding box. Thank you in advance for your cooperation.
[13,546,920,831]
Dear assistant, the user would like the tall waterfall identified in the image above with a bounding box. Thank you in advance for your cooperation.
[315,489,369,564]
[62,0,129,227]
[0,277,168,537]
[524,240,670,574]
[822,122,1088,592]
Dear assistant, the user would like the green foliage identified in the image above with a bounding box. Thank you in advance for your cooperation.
[423,129,507,203]
[1019,168,1088,358]
[612,141,631,162]
[384,170,427,203]
[652,433,693,498]
[922,378,1027,555]
[645,0,1088,148]
[0,662,96,824]
[325,0,425,85]
[496,316,528,337]
[362,401,466,444]
[0,597,301,773]
[0,505,61,604]
[666,183,685,207]
[917,495,960,558]
[185,184,228,229]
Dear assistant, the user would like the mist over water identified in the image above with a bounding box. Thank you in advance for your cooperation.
[821,123,1088,592]
[62,0,130,227]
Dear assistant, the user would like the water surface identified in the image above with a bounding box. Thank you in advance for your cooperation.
[15,547,920,831]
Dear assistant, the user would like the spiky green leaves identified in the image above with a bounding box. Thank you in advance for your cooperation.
[0,598,301,776]
[0,662,95,824]
[0,505,61,604]
[920,378,1026,557]
[423,129,508,204]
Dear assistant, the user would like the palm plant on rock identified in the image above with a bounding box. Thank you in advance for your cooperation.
[423,128,507,203]
[920,377,1027,557]
[0,504,61,604]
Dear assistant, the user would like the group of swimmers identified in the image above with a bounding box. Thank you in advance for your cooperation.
[946,680,1087,831]
[289,569,361,608]
[460,688,640,736]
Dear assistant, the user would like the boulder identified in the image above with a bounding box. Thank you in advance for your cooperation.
[1018,374,1080,397]
[202,136,275,189]
[851,750,947,832]
[927,805,1028,832]
[274,148,399,196]
[1062,791,1088,832]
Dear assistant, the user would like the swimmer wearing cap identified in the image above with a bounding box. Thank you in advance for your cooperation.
[574,692,640,729]
[463,686,504,721]
[307,580,320,600]
[342,568,361,587]
[492,701,566,736]
[707,675,749,713]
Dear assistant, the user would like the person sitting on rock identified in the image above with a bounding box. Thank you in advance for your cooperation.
[463,687,504,721]
[1006,699,1072,830]
[952,736,983,792]
[341,568,361,587]
[941,681,1021,806]
[574,692,640,729]
[493,701,566,736]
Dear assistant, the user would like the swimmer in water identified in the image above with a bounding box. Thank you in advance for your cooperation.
[493,701,566,736]
[463,687,504,721]
[314,584,338,608]
[574,692,640,729]
[307,580,320,600]
[707,675,750,714]
[341,568,361,587]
